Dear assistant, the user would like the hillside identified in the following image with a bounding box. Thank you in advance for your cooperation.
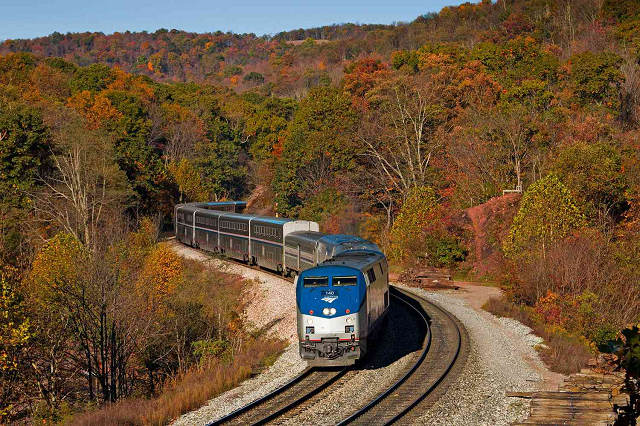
[4,0,636,96]
[3,0,640,422]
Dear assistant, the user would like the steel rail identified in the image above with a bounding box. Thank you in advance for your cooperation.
[207,367,313,425]
[335,288,433,425]
[383,287,462,425]
[176,240,463,425]
[250,367,348,425]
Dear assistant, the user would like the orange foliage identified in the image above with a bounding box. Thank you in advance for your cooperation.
[534,291,567,327]
[66,90,123,130]
[107,67,155,103]
[343,57,391,102]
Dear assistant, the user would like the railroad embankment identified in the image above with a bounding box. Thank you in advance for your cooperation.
[403,282,564,425]
[170,241,567,425]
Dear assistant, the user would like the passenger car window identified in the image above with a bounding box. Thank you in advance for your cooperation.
[366,268,376,283]
[303,276,328,287]
[332,276,358,286]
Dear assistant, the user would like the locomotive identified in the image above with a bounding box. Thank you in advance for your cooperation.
[296,249,389,366]
[174,202,390,366]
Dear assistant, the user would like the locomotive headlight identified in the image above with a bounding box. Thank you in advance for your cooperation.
[330,307,336,316]
[322,307,330,316]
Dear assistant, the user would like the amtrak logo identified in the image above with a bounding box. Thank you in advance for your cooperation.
[321,290,338,303]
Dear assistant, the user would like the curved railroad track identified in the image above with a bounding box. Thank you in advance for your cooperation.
[338,286,469,425]
[211,367,347,425]
[174,240,469,425]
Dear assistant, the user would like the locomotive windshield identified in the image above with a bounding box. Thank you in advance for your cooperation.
[303,276,328,287]
[332,276,358,286]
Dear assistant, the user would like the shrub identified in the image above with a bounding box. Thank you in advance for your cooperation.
[504,174,586,260]
[484,296,593,374]
[425,235,467,268]
[70,337,285,425]
[538,332,593,375]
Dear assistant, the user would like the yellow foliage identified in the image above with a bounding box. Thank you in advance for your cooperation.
[136,244,183,306]
[29,233,85,304]
[168,159,209,202]
[389,186,438,261]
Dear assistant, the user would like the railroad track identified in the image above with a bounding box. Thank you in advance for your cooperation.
[338,286,469,425]
[173,240,469,425]
[211,367,348,425]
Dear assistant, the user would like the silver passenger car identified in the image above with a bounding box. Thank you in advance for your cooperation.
[175,203,319,273]
[284,233,382,276]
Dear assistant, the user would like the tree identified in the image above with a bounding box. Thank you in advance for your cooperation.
[66,90,123,130]
[168,158,209,202]
[273,86,359,216]
[27,229,158,406]
[155,103,206,166]
[0,102,51,205]
[69,63,115,94]
[359,74,444,208]
[0,277,31,421]
[551,141,628,226]
[33,110,130,251]
[569,51,623,108]
[389,186,438,261]
[504,174,586,259]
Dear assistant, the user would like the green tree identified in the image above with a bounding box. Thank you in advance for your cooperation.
[0,103,51,206]
[504,174,586,259]
[273,86,359,216]
[471,37,559,86]
[243,71,265,84]
[69,63,115,93]
[551,142,628,224]
[569,51,623,108]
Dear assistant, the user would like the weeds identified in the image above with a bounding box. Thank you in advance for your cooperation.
[70,337,286,425]
[483,296,593,374]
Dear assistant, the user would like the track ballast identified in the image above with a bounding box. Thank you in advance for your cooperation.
[177,241,468,425]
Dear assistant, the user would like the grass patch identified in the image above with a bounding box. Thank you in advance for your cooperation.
[483,296,593,375]
[70,337,286,425]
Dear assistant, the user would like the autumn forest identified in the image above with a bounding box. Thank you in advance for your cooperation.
[3,0,640,422]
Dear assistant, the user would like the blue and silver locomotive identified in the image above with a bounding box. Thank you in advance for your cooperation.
[297,249,389,366]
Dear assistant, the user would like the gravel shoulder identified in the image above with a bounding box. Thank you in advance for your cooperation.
[399,282,565,425]
[168,240,298,342]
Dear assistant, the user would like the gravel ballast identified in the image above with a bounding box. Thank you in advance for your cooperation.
[402,285,562,426]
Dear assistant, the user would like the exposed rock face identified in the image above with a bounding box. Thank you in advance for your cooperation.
[461,193,522,277]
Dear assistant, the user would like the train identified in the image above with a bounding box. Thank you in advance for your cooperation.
[174,202,389,366]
